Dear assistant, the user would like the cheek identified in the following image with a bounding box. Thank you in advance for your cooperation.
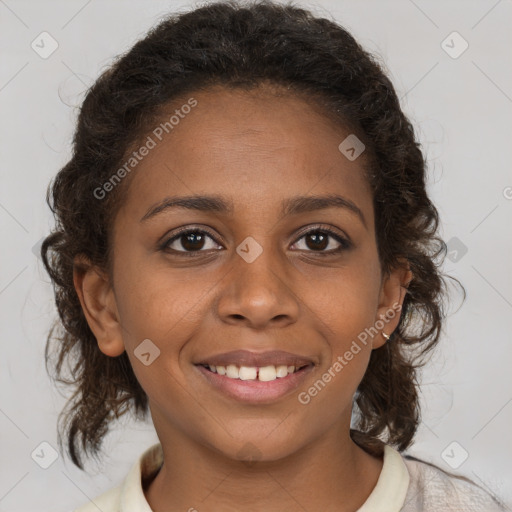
[298,254,381,392]
[113,254,210,344]
[111,255,223,401]
[296,281,377,421]
[306,257,381,342]
[112,262,208,409]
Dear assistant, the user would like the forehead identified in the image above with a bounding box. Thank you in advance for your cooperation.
[119,85,373,223]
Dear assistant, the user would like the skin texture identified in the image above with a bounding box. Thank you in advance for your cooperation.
[74,85,411,512]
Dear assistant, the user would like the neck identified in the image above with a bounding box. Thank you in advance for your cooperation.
[144,422,383,512]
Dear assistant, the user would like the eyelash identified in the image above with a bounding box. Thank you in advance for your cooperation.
[160,225,352,257]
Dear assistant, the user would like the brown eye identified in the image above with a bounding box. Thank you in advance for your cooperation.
[163,229,221,253]
[292,227,351,253]
[304,232,329,251]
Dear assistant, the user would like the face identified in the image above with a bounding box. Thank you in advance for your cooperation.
[76,85,409,462]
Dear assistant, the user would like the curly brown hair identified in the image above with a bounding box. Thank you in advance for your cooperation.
[42,0,461,470]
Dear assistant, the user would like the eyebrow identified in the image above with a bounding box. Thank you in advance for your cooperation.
[140,193,367,228]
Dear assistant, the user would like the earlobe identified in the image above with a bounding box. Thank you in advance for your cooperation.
[73,255,125,357]
[373,260,412,349]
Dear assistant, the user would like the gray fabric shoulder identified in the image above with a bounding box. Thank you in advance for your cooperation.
[400,455,508,512]
[73,484,121,512]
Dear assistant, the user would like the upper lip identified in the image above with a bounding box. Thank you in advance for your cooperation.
[195,350,316,368]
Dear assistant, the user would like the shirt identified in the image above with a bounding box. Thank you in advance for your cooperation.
[73,442,507,511]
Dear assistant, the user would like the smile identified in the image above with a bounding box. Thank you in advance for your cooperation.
[194,350,317,403]
[200,363,308,381]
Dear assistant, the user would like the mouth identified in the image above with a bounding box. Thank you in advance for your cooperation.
[194,350,316,403]
[198,362,310,381]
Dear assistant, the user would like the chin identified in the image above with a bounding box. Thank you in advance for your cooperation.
[208,432,304,464]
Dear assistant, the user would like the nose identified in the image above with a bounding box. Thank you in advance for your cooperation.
[215,242,300,330]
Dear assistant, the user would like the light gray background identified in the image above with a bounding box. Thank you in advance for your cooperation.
[1,1,511,511]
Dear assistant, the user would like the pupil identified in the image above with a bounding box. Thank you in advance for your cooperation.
[182,232,205,251]
[306,232,328,251]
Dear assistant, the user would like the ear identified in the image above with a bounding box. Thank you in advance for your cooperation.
[372,258,412,349]
[73,255,125,357]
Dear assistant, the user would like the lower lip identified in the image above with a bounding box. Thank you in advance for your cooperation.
[195,364,314,403]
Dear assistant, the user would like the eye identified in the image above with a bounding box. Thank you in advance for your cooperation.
[160,225,351,257]
[291,226,351,254]
[161,228,222,255]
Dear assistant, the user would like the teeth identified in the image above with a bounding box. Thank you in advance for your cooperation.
[275,365,288,378]
[259,365,277,381]
[239,366,257,380]
[205,363,301,381]
[226,364,239,379]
